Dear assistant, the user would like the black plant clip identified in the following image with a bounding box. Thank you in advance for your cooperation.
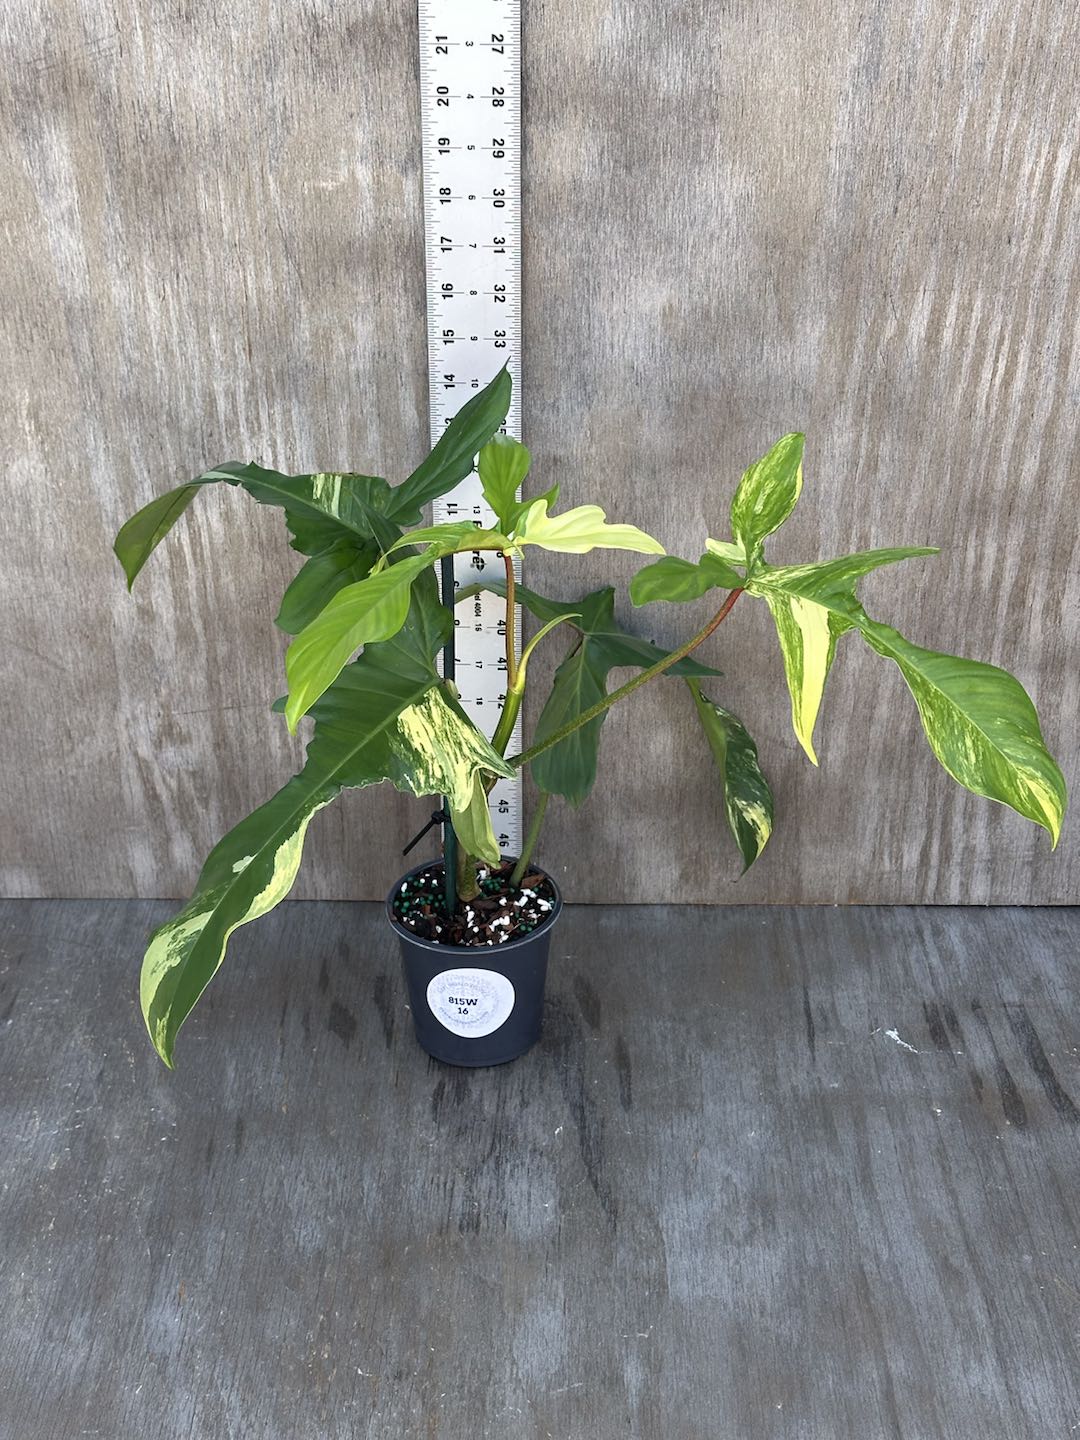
[402,808,451,857]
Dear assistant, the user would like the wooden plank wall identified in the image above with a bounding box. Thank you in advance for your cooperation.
[1,0,1077,903]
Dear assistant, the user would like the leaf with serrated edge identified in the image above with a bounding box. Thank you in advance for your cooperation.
[687,681,774,872]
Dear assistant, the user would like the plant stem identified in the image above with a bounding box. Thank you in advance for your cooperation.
[439,554,457,916]
[510,792,549,888]
[503,551,518,688]
[455,838,480,902]
[490,682,523,758]
[510,588,744,771]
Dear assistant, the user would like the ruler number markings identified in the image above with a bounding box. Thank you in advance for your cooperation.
[418,1,523,855]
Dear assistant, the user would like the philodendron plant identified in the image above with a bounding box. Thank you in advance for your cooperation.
[116,368,1065,1067]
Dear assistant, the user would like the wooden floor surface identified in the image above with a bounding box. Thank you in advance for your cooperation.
[1,899,1078,1438]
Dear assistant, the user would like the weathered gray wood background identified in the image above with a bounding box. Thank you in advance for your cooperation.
[1,0,1077,903]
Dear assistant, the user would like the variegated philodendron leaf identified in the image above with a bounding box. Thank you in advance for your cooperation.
[117,366,512,623]
[748,551,1066,843]
[855,617,1066,846]
[140,597,511,1066]
[113,463,399,591]
[380,521,511,564]
[687,681,773,872]
[730,432,805,569]
[747,548,937,763]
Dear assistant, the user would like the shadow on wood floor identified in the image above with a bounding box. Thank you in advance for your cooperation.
[1,899,1078,1438]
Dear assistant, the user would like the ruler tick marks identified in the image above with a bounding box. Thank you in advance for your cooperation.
[418,0,523,857]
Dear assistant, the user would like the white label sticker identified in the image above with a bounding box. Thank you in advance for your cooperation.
[426,968,516,1038]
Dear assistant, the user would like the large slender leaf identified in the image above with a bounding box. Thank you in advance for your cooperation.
[385,368,513,524]
[275,541,381,634]
[114,462,398,589]
[730,432,805,568]
[759,591,852,765]
[284,551,437,731]
[856,618,1066,845]
[141,588,511,1065]
[630,551,742,606]
[747,548,937,763]
[687,681,773,872]
[746,550,1065,840]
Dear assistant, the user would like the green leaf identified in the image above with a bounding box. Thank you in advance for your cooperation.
[381,521,510,563]
[275,541,380,634]
[730,433,805,568]
[114,462,398,587]
[284,552,436,731]
[856,618,1066,846]
[385,368,513,524]
[687,681,774,872]
[747,547,938,763]
[507,585,721,806]
[629,551,742,606]
[113,483,205,589]
[510,499,665,556]
[478,435,532,530]
[141,590,511,1064]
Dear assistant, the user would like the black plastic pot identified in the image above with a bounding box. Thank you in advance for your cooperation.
[386,860,562,1067]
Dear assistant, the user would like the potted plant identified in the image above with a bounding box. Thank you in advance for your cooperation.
[115,368,1066,1069]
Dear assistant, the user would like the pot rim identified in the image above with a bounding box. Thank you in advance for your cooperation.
[385,856,563,955]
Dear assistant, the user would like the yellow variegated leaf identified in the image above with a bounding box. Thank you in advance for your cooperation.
[857,620,1066,846]
[449,772,504,867]
[139,597,512,1065]
[730,433,805,568]
[761,591,851,764]
[687,681,774,872]
[748,547,936,763]
[510,499,665,556]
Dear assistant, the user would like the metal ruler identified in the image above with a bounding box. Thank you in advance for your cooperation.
[418,0,523,857]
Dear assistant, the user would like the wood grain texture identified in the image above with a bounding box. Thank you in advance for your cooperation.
[1,0,1077,902]
[2,898,1080,1436]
